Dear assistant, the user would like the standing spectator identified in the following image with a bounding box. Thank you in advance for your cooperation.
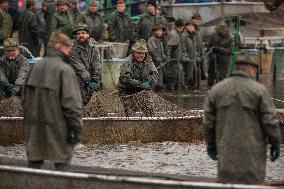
[118,39,158,116]
[69,23,102,105]
[0,38,29,98]
[45,0,56,46]
[203,51,281,184]
[136,0,167,41]
[147,24,167,91]
[18,0,40,57]
[51,0,75,38]
[165,18,185,90]
[36,0,48,56]
[0,0,13,45]
[23,31,82,171]
[108,0,134,42]
[76,0,104,42]
[66,0,79,21]
[181,20,198,88]
[191,12,206,80]
[207,22,233,87]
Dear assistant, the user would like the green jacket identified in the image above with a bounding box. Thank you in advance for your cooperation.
[23,47,82,163]
[51,11,75,38]
[0,8,13,42]
[203,71,280,184]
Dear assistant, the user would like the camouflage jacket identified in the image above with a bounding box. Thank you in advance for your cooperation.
[0,54,29,86]
[76,12,104,41]
[69,38,102,84]
[203,70,280,184]
[108,11,133,42]
[136,13,167,41]
[118,54,158,95]
[51,11,75,38]
[0,8,13,41]
[147,35,167,67]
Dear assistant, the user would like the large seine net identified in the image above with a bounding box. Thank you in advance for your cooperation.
[83,90,202,118]
[0,96,22,117]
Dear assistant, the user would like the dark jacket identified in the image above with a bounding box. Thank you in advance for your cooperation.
[0,54,29,86]
[18,9,39,56]
[23,47,82,163]
[0,8,13,43]
[51,11,75,38]
[137,13,167,41]
[147,35,167,67]
[203,71,281,184]
[76,12,104,41]
[108,11,133,42]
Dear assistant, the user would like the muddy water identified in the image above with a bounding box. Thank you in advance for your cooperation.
[0,143,283,182]
[162,49,284,110]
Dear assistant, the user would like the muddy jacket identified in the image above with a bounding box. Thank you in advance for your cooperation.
[136,13,167,41]
[0,54,29,86]
[0,8,13,43]
[118,54,158,95]
[203,71,280,184]
[147,35,167,67]
[23,47,82,163]
[18,9,39,57]
[108,11,133,42]
[51,10,75,38]
[76,12,104,41]
[69,38,102,103]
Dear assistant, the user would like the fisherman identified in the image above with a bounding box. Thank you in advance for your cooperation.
[18,0,40,57]
[203,51,281,184]
[51,0,75,38]
[76,0,104,42]
[165,18,185,90]
[23,31,82,171]
[0,0,13,45]
[118,39,158,116]
[191,12,206,80]
[108,0,134,43]
[207,22,233,87]
[147,24,167,91]
[69,23,102,105]
[0,38,29,99]
[136,0,168,41]
[181,19,198,88]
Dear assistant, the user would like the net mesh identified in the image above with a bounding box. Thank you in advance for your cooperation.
[0,96,22,117]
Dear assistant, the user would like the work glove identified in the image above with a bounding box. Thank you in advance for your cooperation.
[2,83,14,95]
[87,81,99,92]
[270,142,280,161]
[207,143,218,161]
[67,131,80,145]
[11,85,21,96]
[140,80,151,90]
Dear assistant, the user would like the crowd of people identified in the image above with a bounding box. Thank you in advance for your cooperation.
[0,0,281,186]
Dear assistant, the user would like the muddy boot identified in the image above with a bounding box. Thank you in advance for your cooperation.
[27,160,44,169]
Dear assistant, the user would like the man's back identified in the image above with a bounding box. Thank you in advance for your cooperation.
[23,49,82,162]
[204,70,280,184]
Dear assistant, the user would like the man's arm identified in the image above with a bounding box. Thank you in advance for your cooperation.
[15,57,29,86]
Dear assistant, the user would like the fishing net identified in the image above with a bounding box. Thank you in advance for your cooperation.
[82,90,202,118]
[0,96,22,117]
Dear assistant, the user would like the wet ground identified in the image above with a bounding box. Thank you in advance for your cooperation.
[0,142,283,182]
